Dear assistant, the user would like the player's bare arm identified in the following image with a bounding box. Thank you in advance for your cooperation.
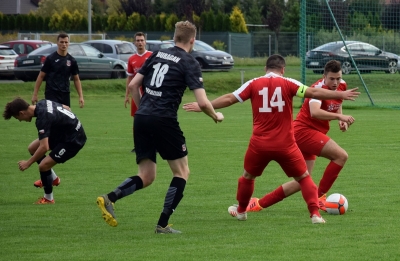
[72,74,84,108]
[128,73,144,108]
[183,93,239,112]
[192,88,224,123]
[309,102,355,124]
[32,71,46,104]
[305,86,360,101]
[18,138,49,171]
[124,75,134,108]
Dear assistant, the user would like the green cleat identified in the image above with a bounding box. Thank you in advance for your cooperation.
[155,224,182,234]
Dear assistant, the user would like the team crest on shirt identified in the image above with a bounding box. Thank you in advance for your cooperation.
[182,144,187,152]
[66,60,71,66]
[39,129,45,134]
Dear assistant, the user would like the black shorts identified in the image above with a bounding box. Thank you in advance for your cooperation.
[49,142,84,164]
[45,90,71,107]
[134,115,188,164]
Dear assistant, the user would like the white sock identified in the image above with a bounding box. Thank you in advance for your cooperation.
[50,169,58,180]
[44,193,53,201]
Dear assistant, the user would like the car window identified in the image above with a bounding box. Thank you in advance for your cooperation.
[345,44,363,54]
[37,43,51,48]
[26,44,34,53]
[90,43,113,54]
[314,42,337,51]
[362,44,379,54]
[116,43,135,54]
[68,45,85,56]
[160,43,174,49]
[0,48,17,55]
[13,44,25,54]
[193,41,215,51]
[30,46,57,55]
[80,44,101,57]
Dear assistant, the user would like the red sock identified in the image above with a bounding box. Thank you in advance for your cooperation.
[318,161,343,197]
[258,185,286,208]
[236,176,254,213]
[298,175,320,217]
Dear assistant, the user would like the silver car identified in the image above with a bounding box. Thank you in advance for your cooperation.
[82,40,137,62]
[0,45,18,78]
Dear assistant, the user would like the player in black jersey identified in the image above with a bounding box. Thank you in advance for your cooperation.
[97,21,224,234]
[32,33,84,108]
[31,33,84,188]
[3,98,86,204]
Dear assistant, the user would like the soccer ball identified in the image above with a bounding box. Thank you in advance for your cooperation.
[325,193,348,215]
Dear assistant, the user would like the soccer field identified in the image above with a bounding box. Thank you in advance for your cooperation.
[1,83,399,261]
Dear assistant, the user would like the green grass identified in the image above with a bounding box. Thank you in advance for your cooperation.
[1,79,400,261]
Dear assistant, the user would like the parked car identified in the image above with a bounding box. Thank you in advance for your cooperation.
[306,41,399,74]
[81,40,137,62]
[146,40,174,52]
[14,43,127,82]
[0,40,52,57]
[0,45,18,78]
[161,39,234,70]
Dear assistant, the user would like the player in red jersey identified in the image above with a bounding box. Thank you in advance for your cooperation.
[245,60,355,213]
[124,32,153,153]
[183,55,360,223]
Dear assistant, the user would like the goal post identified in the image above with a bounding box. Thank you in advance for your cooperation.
[300,0,400,109]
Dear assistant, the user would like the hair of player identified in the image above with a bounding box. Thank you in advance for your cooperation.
[266,54,286,70]
[324,60,342,75]
[57,32,69,41]
[134,32,146,40]
[173,20,196,44]
[3,97,30,120]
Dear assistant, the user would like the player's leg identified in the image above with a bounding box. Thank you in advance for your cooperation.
[154,157,189,234]
[28,139,59,188]
[318,139,348,196]
[35,155,57,204]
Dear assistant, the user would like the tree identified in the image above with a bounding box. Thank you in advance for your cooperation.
[230,6,248,33]
[281,0,300,32]
[244,0,263,31]
[266,0,284,54]
[120,0,152,16]
[125,12,140,31]
[165,13,179,31]
[381,1,400,30]
[36,0,88,18]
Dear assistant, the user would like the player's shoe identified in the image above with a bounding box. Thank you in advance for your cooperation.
[228,205,247,221]
[155,224,182,234]
[96,195,118,227]
[318,194,327,212]
[34,197,55,204]
[311,214,326,224]
[34,170,61,188]
[246,197,263,212]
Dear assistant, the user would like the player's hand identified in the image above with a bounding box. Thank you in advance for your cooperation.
[62,105,71,111]
[214,112,224,123]
[339,121,349,132]
[124,97,130,108]
[31,94,38,105]
[182,102,201,112]
[339,115,355,125]
[342,88,360,101]
[18,160,31,171]
[79,98,84,108]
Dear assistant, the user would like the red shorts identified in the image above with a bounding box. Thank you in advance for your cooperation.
[294,125,330,160]
[244,139,307,178]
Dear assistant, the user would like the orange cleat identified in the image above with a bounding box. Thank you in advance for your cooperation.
[34,197,55,204]
[246,197,263,212]
[318,194,327,212]
[34,177,61,188]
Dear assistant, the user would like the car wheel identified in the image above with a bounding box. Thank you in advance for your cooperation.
[196,59,206,69]
[111,65,124,79]
[385,60,397,74]
[341,61,352,74]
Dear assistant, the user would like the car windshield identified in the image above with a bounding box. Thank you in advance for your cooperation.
[313,42,340,51]
[116,43,135,54]
[0,48,16,55]
[160,43,174,49]
[193,41,215,51]
[37,43,52,48]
